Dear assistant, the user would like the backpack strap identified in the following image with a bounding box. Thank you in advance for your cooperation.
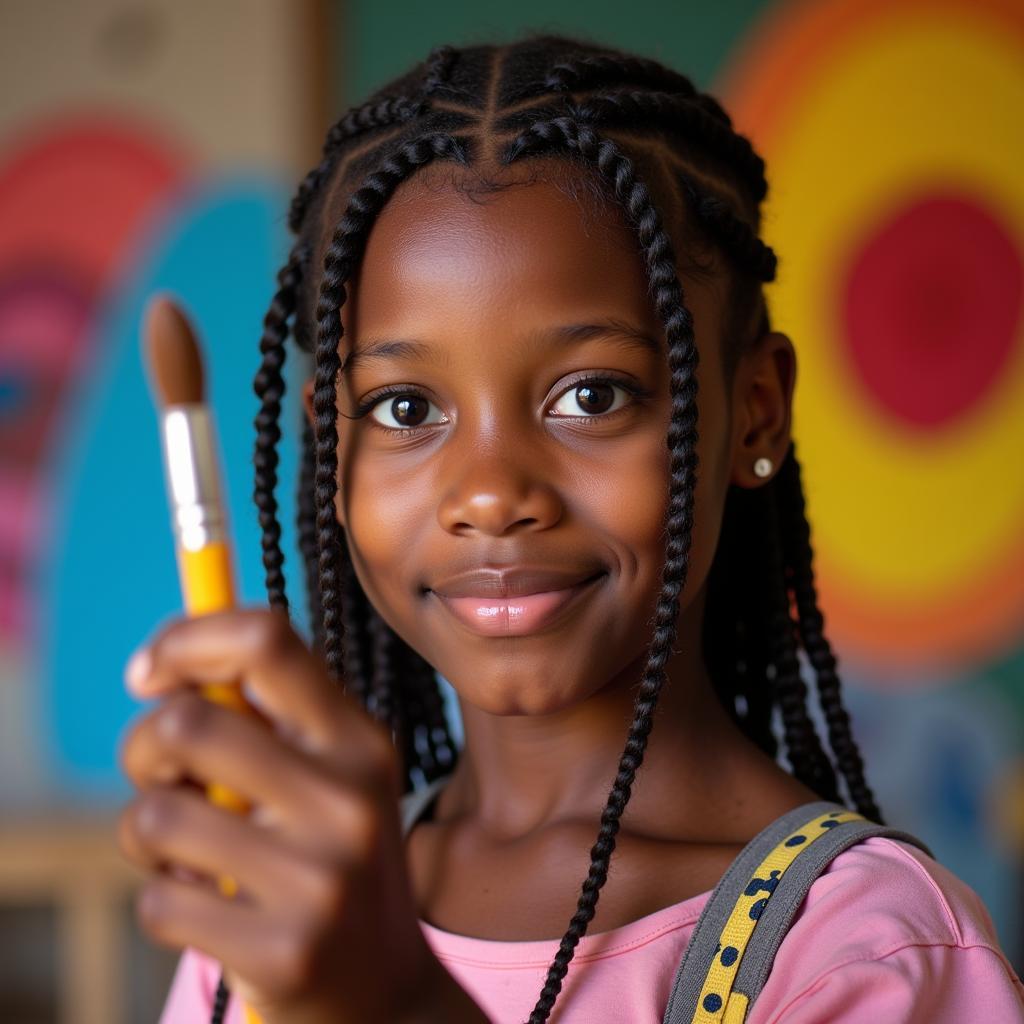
[662,801,935,1024]
[399,774,452,837]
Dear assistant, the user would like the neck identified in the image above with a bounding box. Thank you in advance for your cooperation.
[442,606,746,837]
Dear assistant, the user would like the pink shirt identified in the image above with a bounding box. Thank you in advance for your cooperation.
[160,836,1024,1022]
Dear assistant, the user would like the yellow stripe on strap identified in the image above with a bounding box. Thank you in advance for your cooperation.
[691,809,864,1023]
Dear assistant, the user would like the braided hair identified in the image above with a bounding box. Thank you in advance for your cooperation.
[225,34,881,1024]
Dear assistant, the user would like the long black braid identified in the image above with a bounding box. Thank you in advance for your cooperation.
[501,117,703,1020]
[226,34,882,1024]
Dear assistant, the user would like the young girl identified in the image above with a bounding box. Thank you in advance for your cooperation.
[118,34,1024,1024]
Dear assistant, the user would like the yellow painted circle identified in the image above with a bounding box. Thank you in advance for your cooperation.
[765,13,1024,599]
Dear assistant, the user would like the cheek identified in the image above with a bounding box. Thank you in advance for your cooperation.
[580,433,670,573]
[604,400,726,614]
[338,445,435,620]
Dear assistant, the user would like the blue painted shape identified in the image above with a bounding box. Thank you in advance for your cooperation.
[37,176,299,799]
[840,672,1022,965]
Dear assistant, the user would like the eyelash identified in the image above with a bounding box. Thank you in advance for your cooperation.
[349,374,654,438]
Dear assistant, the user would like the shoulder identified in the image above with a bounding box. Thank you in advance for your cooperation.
[793,835,998,948]
[747,836,1024,1023]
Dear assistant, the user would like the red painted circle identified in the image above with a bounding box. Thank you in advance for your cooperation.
[840,193,1023,429]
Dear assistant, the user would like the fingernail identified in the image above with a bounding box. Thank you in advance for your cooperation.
[125,647,152,695]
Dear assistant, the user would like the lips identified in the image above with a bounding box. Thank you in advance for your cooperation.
[427,566,606,637]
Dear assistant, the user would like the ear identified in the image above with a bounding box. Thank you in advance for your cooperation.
[728,331,796,488]
[301,377,346,529]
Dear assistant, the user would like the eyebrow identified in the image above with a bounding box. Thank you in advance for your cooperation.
[340,318,664,373]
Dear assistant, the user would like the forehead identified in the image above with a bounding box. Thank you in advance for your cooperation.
[315,161,723,353]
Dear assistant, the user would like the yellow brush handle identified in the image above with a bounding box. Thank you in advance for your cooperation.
[178,542,253,831]
[177,542,266,1024]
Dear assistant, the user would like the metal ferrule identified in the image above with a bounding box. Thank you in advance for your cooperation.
[159,406,228,552]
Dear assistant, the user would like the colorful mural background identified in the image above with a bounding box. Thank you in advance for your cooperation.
[0,2,1020,1018]
[717,0,1024,959]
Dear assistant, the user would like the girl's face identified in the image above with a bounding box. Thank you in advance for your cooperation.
[309,166,746,716]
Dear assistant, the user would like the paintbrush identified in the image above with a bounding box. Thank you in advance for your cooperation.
[144,296,266,1024]
[143,295,255,851]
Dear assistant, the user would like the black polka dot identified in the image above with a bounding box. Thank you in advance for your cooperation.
[821,819,839,829]
[749,897,768,920]
[720,945,739,966]
[785,834,806,846]
[703,994,723,1012]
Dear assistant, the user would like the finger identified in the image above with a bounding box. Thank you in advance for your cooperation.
[119,786,330,908]
[121,691,385,857]
[138,873,352,1005]
[134,874,274,987]
[126,608,395,786]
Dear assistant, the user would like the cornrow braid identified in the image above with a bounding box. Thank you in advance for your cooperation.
[236,33,882,1024]
[776,445,883,822]
[496,90,767,202]
[252,245,306,611]
[509,49,728,126]
[676,170,777,280]
[574,92,766,201]
[288,95,427,233]
[421,44,459,96]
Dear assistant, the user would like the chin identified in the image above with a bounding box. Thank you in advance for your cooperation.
[451,672,588,717]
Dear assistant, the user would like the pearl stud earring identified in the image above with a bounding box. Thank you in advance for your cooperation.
[753,456,773,478]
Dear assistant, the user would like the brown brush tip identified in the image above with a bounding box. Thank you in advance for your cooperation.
[143,294,206,407]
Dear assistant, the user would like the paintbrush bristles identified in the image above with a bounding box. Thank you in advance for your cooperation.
[144,295,206,407]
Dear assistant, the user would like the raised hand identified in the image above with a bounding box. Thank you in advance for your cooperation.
[118,607,483,1024]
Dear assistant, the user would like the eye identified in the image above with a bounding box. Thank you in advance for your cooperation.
[366,390,447,431]
[549,377,637,418]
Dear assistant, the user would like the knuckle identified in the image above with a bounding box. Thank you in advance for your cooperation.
[131,788,182,848]
[358,721,402,797]
[340,792,383,859]
[154,691,213,745]
[303,863,349,923]
[135,879,173,943]
[118,716,149,778]
[146,616,188,667]
[266,920,322,998]
[247,608,300,663]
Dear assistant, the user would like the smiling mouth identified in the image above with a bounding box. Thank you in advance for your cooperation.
[429,572,606,637]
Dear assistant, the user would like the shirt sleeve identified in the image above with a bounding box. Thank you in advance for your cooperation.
[762,942,1024,1023]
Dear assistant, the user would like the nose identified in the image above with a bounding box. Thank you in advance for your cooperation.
[436,444,564,537]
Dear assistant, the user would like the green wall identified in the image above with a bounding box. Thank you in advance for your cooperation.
[339,0,774,104]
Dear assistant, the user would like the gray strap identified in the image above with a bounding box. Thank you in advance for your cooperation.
[662,800,841,1024]
[662,803,934,1023]
[399,774,452,837]
[729,820,933,1011]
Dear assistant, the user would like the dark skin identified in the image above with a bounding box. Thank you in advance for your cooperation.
[119,163,816,1021]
